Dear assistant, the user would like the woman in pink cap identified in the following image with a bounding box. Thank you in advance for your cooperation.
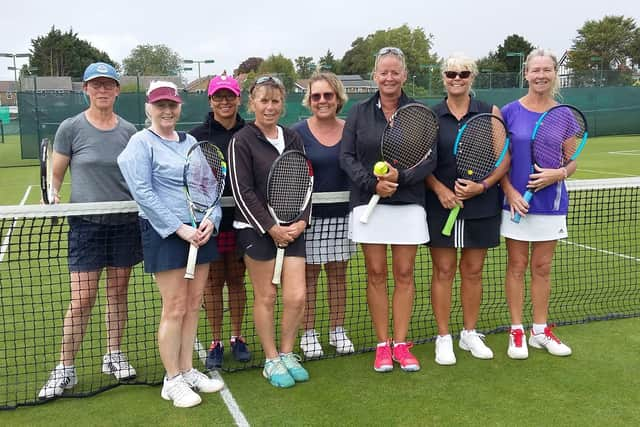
[189,74,251,370]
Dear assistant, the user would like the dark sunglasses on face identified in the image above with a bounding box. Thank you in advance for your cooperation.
[444,70,472,79]
[211,93,237,102]
[310,92,335,102]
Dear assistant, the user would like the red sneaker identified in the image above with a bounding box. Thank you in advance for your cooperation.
[373,341,393,372]
[392,342,420,372]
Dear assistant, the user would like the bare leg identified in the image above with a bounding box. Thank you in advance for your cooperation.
[279,257,306,353]
[203,260,225,341]
[178,263,210,371]
[429,247,457,336]
[303,263,322,331]
[530,241,557,324]
[459,248,488,331]
[362,244,389,342]
[505,238,530,325]
[59,271,101,365]
[326,261,348,330]
[105,266,133,353]
[244,256,278,359]
[225,253,247,338]
[390,244,418,343]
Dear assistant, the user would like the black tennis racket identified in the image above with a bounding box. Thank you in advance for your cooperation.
[39,138,58,225]
[441,114,510,236]
[359,103,438,223]
[266,150,314,285]
[512,104,588,223]
[183,141,227,279]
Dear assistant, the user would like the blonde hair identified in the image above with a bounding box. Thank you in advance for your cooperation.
[524,48,560,99]
[442,53,478,77]
[247,83,286,115]
[372,46,407,75]
[302,72,348,114]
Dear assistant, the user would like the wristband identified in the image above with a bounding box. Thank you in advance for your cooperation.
[481,180,489,193]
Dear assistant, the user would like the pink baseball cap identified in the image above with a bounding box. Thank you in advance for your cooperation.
[208,75,241,96]
[147,81,183,104]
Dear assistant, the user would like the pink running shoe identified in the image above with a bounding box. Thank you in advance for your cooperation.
[373,341,393,372]
[392,342,421,372]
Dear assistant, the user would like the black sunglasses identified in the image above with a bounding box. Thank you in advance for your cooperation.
[444,70,472,79]
[310,92,335,102]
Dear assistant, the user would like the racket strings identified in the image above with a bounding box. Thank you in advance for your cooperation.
[268,155,312,223]
[382,106,438,169]
[185,146,222,212]
[533,107,587,168]
[456,117,507,181]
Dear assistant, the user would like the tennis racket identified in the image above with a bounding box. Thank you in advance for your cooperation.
[441,114,510,236]
[266,150,314,285]
[183,141,227,279]
[512,104,588,223]
[39,138,58,225]
[359,103,438,223]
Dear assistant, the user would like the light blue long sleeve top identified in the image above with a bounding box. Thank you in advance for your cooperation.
[117,128,222,238]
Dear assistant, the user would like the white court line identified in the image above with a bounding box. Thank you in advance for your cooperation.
[562,240,640,262]
[578,169,638,177]
[607,150,640,156]
[0,186,32,263]
[194,338,250,427]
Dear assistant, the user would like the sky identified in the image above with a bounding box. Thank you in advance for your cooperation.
[1,0,638,82]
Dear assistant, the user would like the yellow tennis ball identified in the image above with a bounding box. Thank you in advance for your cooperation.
[374,161,388,175]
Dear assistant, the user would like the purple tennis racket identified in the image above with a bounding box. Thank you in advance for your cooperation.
[512,104,588,223]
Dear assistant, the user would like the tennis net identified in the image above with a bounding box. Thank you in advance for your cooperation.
[1,178,638,408]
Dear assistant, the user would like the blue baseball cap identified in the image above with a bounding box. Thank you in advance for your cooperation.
[83,62,120,83]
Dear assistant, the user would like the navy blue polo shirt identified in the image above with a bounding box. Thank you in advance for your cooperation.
[426,96,501,220]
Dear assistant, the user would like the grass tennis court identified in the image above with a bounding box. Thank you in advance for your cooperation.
[1,133,639,425]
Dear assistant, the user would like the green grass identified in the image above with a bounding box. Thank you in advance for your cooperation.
[0,134,639,424]
[3,318,639,426]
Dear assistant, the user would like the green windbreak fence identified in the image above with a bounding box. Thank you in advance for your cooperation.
[15,86,640,159]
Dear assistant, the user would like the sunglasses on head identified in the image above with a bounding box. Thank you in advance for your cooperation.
[377,46,404,57]
[444,70,472,79]
[250,75,284,94]
[310,92,335,102]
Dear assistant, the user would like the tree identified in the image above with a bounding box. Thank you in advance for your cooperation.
[340,25,436,79]
[295,56,316,78]
[29,26,116,78]
[257,54,297,90]
[568,15,638,71]
[235,57,264,75]
[318,50,341,74]
[122,44,182,76]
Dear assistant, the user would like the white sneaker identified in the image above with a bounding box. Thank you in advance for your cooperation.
[329,327,355,354]
[38,364,77,400]
[435,335,456,365]
[102,351,136,380]
[182,368,224,393]
[459,330,494,359]
[300,329,324,358]
[528,326,572,357]
[161,374,202,408]
[507,328,529,359]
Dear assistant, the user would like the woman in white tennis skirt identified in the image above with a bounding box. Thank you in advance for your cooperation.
[340,47,437,373]
[500,48,574,360]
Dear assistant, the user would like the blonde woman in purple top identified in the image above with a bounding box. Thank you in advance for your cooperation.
[500,49,574,360]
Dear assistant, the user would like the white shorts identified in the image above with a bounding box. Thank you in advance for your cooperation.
[349,204,429,244]
[500,210,568,241]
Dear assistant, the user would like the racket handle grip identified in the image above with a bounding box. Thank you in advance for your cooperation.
[441,206,461,237]
[512,190,534,224]
[359,194,381,224]
[184,243,198,279]
[272,247,285,285]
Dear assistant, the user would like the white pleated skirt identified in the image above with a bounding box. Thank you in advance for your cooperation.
[349,204,429,244]
[500,210,568,242]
